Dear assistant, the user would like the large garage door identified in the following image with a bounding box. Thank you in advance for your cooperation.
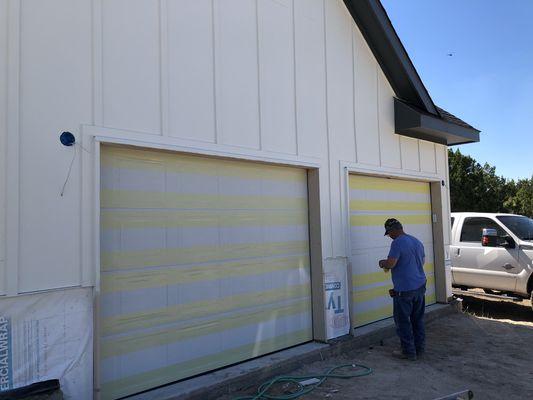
[349,175,436,328]
[99,145,313,399]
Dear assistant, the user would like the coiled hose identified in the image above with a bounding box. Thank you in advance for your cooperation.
[233,363,373,400]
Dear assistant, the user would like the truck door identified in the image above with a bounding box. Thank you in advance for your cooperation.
[451,217,519,291]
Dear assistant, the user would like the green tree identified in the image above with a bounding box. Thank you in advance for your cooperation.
[512,178,533,217]
[448,149,518,213]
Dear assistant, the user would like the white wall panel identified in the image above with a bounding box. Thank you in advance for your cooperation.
[436,144,447,177]
[419,140,436,173]
[325,0,356,256]
[400,136,420,171]
[103,0,161,134]
[18,0,92,292]
[258,0,297,154]
[325,0,356,162]
[294,0,326,159]
[353,27,380,166]
[214,0,260,149]
[0,0,7,294]
[167,0,215,143]
[377,70,401,169]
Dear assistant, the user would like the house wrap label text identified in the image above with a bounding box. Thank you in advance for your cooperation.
[0,317,12,391]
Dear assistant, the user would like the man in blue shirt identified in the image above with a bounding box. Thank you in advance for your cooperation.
[379,218,426,361]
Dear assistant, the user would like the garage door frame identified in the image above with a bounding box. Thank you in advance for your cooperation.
[340,163,448,331]
[83,132,326,399]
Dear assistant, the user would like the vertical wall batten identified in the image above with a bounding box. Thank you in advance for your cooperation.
[92,0,103,126]
[0,0,7,295]
[351,26,358,163]
[159,0,169,136]
[291,0,299,156]
[5,0,20,295]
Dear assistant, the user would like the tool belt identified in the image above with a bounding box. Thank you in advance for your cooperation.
[388,283,426,298]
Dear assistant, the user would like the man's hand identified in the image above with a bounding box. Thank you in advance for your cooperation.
[379,257,398,270]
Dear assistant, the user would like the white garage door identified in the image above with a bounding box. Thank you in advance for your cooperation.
[349,175,436,328]
[99,145,313,399]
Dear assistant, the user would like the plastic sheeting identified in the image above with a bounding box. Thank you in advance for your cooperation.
[0,288,92,399]
[323,258,350,339]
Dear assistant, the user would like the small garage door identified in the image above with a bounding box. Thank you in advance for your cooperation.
[99,145,313,399]
[349,175,436,328]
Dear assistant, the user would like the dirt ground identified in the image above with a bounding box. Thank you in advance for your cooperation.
[226,293,533,400]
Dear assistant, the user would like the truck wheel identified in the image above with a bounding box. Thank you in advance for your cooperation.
[530,291,533,312]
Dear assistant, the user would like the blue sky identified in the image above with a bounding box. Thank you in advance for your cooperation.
[381,0,533,180]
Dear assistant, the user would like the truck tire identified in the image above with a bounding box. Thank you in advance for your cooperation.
[530,291,533,312]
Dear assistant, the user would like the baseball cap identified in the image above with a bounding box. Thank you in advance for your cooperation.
[384,218,403,236]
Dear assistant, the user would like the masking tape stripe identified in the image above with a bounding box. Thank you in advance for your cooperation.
[352,275,436,303]
[100,299,310,359]
[352,263,434,287]
[102,256,309,293]
[349,200,431,212]
[101,210,308,230]
[101,284,311,336]
[350,214,431,227]
[101,190,308,210]
[101,241,309,271]
[353,304,393,327]
[100,329,312,400]
[348,175,429,194]
[101,146,307,183]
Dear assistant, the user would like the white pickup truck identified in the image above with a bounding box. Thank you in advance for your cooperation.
[450,212,533,309]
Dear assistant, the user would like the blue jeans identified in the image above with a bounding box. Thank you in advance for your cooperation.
[393,284,426,356]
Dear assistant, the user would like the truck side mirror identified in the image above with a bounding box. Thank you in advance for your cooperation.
[501,235,516,249]
[481,228,498,247]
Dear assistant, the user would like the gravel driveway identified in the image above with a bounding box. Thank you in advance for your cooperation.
[227,293,533,400]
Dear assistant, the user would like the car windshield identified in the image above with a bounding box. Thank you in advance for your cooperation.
[497,216,533,241]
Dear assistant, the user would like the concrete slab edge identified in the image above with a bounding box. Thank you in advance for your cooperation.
[134,302,461,400]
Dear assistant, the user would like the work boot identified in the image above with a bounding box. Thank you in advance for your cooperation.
[392,350,417,361]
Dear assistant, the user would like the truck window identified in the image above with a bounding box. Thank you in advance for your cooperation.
[460,217,506,242]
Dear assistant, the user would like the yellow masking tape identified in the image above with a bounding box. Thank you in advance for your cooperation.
[101,145,307,183]
[102,255,309,293]
[100,329,312,400]
[101,241,309,271]
[350,214,431,227]
[349,200,431,212]
[101,189,307,210]
[353,304,393,327]
[352,263,434,288]
[425,292,436,304]
[352,274,435,304]
[101,209,308,230]
[349,174,429,194]
[353,284,391,303]
[101,299,310,359]
[102,284,311,335]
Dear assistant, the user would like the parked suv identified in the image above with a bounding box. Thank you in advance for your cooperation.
[450,212,533,310]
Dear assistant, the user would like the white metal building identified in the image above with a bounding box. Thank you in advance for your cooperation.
[0,0,479,399]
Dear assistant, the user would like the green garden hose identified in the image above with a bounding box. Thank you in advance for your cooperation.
[233,363,373,400]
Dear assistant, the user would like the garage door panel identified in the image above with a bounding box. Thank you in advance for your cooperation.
[350,224,433,250]
[349,174,436,328]
[101,282,311,336]
[100,145,312,399]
